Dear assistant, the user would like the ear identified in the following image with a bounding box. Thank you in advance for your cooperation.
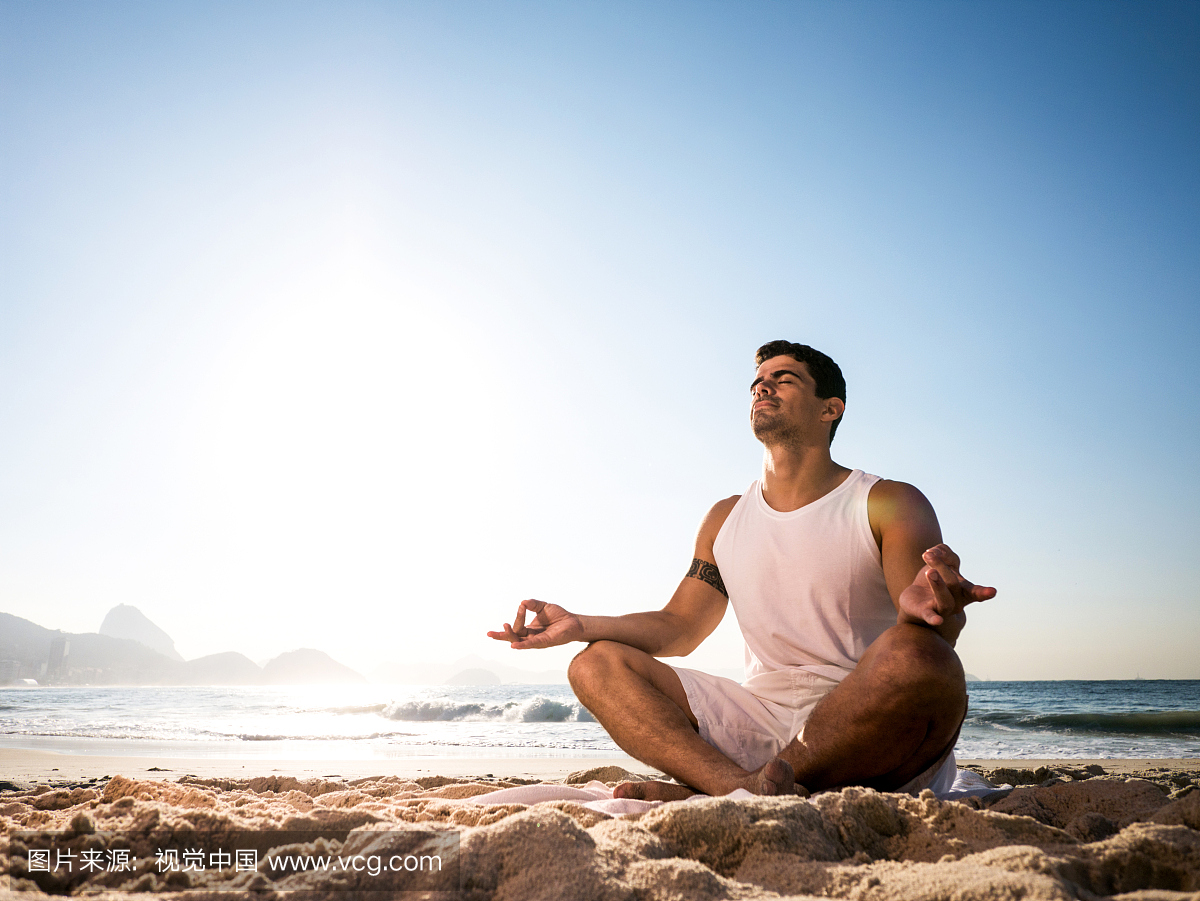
[821,397,845,421]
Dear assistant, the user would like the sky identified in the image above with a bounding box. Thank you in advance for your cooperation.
[1,1,1197,682]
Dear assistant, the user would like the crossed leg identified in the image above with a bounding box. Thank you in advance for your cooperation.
[567,623,967,799]
[566,638,795,800]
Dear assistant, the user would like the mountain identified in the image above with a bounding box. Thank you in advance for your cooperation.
[262,648,367,685]
[182,652,265,685]
[445,667,501,686]
[99,605,184,661]
[0,612,181,685]
[0,611,365,686]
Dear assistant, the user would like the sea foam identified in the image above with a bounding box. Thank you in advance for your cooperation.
[382,695,595,723]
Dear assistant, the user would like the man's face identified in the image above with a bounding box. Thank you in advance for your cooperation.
[749,355,838,447]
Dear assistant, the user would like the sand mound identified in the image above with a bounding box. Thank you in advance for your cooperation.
[2,768,1198,899]
[566,765,651,785]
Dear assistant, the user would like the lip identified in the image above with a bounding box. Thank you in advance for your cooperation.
[752,400,776,412]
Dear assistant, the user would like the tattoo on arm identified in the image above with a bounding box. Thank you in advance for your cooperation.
[686,558,728,598]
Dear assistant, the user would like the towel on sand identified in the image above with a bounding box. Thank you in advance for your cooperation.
[466,769,1003,816]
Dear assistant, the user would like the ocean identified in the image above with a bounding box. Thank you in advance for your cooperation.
[1,680,1197,762]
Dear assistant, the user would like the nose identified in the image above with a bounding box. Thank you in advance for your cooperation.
[753,379,773,399]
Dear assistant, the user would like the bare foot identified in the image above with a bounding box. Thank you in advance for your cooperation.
[742,756,807,797]
[613,780,698,801]
[612,758,808,801]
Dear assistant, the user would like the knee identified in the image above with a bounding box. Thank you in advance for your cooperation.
[568,641,628,695]
[870,625,965,698]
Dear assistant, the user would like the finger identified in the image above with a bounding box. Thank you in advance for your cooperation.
[924,568,955,622]
[916,549,964,607]
[515,599,545,632]
[951,576,997,606]
[919,598,943,625]
[924,556,963,601]
[967,583,997,602]
[509,630,551,650]
[923,544,961,572]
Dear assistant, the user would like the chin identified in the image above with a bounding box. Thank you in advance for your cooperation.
[751,420,779,442]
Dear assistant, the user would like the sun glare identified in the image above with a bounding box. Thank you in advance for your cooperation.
[176,274,512,629]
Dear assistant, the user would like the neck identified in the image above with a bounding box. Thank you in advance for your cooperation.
[760,443,851,512]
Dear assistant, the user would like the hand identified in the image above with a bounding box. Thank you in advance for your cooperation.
[486,599,585,649]
[898,544,996,627]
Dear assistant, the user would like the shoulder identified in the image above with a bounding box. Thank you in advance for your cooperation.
[695,494,742,554]
[867,480,939,544]
[709,493,741,518]
[867,479,931,515]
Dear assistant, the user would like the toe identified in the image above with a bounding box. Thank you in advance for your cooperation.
[763,757,796,795]
[613,781,644,800]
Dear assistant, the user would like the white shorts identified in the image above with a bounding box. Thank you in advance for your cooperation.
[669,665,839,771]
[670,664,959,795]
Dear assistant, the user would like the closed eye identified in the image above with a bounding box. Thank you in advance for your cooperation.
[751,369,803,392]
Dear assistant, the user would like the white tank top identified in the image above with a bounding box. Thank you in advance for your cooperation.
[713,469,896,686]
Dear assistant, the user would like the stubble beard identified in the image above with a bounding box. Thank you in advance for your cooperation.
[751,408,804,449]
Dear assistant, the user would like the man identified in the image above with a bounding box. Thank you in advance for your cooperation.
[488,340,995,800]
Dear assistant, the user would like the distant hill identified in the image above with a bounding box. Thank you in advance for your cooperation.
[0,611,365,686]
[99,604,183,661]
[0,612,180,685]
[183,651,265,685]
[263,648,367,685]
[445,667,501,686]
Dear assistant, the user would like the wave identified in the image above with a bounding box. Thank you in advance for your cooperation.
[322,704,389,716]
[382,696,595,724]
[234,731,412,742]
[970,710,1200,736]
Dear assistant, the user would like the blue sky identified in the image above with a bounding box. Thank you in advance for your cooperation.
[1,1,1197,680]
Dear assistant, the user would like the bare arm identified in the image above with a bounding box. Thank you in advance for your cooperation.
[868,480,996,646]
[487,497,738,657]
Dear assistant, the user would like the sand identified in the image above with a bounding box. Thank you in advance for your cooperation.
[1,750,1198,899]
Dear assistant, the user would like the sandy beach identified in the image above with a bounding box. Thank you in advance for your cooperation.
[2,748,1198,899]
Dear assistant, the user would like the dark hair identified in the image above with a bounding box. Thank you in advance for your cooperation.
[754,340,847,443]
